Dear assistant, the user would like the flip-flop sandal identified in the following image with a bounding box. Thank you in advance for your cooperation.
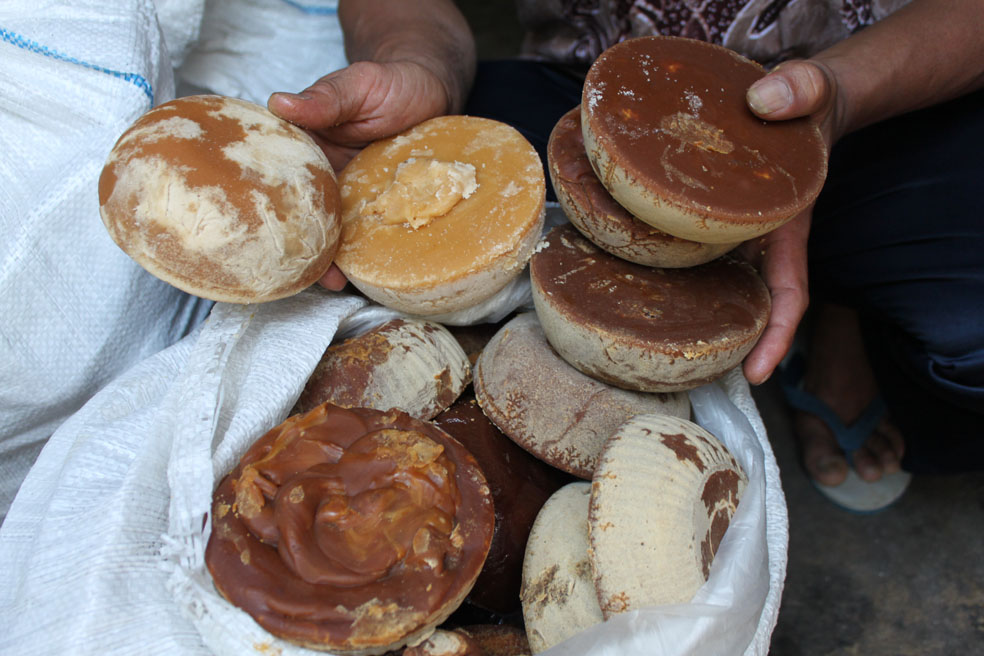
[779,353,911,513]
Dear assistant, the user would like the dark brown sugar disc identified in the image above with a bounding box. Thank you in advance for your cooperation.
[548,105,738,267]
[581,36,827,244]
[205,403,494,655]
[433,394,571,615]
[530,223,771,392]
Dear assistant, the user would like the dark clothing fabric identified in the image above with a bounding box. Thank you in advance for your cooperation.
[809,89,984,473]
[464,58,984,473]
[464,59,585,202]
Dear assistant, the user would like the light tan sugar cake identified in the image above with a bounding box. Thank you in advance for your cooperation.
[473,312,690,479]
[335,115,545,315]
[588,413,747,617]
[99,94,340,303]
[521,482,603,654]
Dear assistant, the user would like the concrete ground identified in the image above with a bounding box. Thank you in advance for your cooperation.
[455,3,984,654]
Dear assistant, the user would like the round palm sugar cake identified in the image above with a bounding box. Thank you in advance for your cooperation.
[205,403,494,655]
[335,115,545,316]
[99,94,340,303]
[581,36,827,244]
[521,482,603,653]
[588,414,747,615]
[294,318,471,420]
[433,394,571,615]
[530,223,770,392]
[548,105,737,267]
[473,312,690,478]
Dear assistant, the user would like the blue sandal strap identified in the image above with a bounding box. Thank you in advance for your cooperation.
[779,353,886,455]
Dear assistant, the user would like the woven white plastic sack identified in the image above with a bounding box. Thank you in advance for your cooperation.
[176,0,346,105]
[0,290,368,654]
[0,287,787,656]
[0,0,213,522]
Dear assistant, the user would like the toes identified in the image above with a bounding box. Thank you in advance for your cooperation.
[809,453,849,487]
[852,448,884,482]
[878,417,906,460]
[796,414,849,486]
[853,427,906,481]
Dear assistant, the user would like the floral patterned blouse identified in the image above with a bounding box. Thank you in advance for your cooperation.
[517,0,911,69]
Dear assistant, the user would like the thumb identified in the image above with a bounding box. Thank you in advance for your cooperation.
[746,60,833,121]
[268,65,374,131]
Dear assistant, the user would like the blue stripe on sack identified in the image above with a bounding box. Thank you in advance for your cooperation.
[0,26,154,103]
[278,0,338,15]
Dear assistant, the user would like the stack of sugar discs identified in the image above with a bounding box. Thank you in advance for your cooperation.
[537,35,827,393]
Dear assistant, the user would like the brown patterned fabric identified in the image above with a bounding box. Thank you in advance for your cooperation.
[517,0,911,68]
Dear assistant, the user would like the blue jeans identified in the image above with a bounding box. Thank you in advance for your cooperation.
[809,89,984,473]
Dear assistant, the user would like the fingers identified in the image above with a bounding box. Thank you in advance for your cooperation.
[743,283,807,384]
[746,60,834,121]
[741,213,812,384]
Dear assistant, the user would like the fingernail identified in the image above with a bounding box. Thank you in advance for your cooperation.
[272,91,311,102]
[747,78,792,115]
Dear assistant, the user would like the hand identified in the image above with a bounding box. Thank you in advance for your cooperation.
[739,60,839,384]
[737,208,811,384]
[269,60,455,294]
[268,59,452,172]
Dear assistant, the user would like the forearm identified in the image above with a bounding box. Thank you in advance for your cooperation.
[339,0,477,114]
[816,0,984,139]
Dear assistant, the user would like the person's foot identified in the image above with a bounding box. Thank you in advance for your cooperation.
[795,304,905,486]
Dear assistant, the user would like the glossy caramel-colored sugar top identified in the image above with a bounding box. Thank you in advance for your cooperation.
[582,36,826,226]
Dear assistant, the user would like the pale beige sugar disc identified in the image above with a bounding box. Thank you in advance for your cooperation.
[521,482,603,654]
[588,413,748,617]
[473,312,689,479]
[581,36,827,244]
[335,115,546,316]
[548,105,738,268]
[295,318,471,420]
[530,223,770,392]
[99,94,340,303]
